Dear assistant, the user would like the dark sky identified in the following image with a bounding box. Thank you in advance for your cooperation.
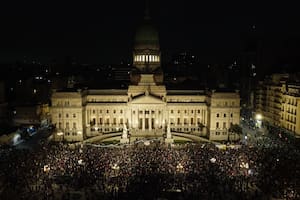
[0,0,299,64]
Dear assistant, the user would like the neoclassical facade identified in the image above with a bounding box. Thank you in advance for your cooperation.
[50,14,240,142]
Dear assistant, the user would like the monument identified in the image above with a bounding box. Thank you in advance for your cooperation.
[120,124,130,144]
[165,121,174,143]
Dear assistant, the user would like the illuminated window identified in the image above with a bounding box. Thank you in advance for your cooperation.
[142,55,145,62]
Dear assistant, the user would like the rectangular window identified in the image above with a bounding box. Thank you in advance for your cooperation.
[120,118,123,124]
[191,118,194,125]
[66,122,69,129]
[184,118,187,125]
[216,122,219,128]
[73,123,76,129]
[177,118,180,125]
[99,118,103,125]
[223,122,226,129]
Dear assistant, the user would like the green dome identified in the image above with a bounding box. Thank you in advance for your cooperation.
[134,20,159,50]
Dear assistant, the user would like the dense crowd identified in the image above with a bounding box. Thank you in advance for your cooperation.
[0,135,300,200]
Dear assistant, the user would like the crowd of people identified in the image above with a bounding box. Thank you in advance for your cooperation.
[0,133,300,200]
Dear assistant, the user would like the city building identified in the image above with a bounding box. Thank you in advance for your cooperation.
[255,73,300,137]
[50,12,240,142]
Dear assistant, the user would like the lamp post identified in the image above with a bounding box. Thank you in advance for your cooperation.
[255,114,262,129]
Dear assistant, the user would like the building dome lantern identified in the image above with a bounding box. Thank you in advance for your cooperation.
[133,18,161,73]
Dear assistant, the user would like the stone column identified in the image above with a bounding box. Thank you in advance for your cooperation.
[149,110,152,131]
[142,111,145,131]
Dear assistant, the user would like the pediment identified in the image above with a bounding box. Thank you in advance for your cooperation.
[130,94,165,104]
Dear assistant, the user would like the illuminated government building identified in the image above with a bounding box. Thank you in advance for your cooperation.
[50,13,240,142]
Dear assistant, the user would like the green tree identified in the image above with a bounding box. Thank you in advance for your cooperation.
[228,124,243,141]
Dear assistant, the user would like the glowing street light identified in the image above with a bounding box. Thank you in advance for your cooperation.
[255,114,262,120]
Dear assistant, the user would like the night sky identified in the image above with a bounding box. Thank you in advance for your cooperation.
[1,0,299,64]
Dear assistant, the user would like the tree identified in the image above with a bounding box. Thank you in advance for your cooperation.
[228,124,243,141]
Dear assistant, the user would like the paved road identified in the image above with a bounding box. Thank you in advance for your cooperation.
[240,121,267,146]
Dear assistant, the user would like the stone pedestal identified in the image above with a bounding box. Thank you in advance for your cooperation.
[120,138,130,144]
[165,137,174,144]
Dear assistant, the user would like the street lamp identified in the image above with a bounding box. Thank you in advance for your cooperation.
[255,114,263,128]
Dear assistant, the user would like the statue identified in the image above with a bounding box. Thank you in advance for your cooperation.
[165,120,174,143]
[122,124,128,139]
[167,122,171,138]
[120,123,130,144]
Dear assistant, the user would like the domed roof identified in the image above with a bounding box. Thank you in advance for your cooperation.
[134,20,159,50]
